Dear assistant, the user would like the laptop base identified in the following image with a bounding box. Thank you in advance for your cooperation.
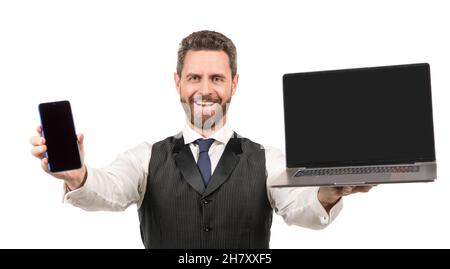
[270,162,436,187]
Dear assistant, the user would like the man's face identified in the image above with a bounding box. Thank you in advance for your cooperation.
[175,50,238,130]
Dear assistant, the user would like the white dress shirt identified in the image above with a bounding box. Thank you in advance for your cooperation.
[64,122,343,229]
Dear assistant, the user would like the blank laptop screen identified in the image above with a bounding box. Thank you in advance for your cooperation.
[283,63,436,168]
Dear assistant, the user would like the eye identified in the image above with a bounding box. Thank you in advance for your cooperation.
[188,75,200,81]
[213,76,224,82]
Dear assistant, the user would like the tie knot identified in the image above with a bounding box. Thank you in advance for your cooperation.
[195,138,215,153]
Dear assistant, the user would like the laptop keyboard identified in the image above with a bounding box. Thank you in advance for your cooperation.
[294,165,420,177]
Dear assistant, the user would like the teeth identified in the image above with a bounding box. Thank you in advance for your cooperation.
[194,101,215,106]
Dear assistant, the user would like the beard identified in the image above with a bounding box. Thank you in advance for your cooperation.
[180,93,231,131]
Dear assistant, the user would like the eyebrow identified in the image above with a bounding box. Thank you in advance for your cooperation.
[186,73,201,78]
[211,74,226,79]
[185,73,227,79]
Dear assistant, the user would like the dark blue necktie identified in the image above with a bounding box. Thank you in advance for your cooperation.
[195,138,215,186]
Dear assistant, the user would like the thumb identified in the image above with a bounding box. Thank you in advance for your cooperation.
[77,133,85,157]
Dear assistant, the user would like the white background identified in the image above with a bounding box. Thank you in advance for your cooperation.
[0,0,449,248]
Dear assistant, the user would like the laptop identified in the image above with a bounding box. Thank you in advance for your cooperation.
[271,63,437,187]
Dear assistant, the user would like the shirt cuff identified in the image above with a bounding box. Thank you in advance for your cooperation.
[310,187,344,226]
[62,166,95,205]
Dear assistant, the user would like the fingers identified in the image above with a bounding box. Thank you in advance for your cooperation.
[30,133,47,158]
[31,125,47,158]
[340,185,375,196]
[322,186,353,197]
[31,126,46,158]
[353,185,374,193]
[36,125,42,136]
[30,135,45,146]
[321,186,342,197]
[341,186,353,196]
[41,158,49,172]
[31,145,47,157]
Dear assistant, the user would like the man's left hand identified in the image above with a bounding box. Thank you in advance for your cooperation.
[318,185,375,212]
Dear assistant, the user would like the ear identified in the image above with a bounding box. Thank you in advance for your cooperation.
[174,72,181,94]
[231,74,239,96]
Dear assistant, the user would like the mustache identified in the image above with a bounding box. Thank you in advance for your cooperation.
[188,94,222,104]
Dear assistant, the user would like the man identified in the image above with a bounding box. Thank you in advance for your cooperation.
[30,30,372,248]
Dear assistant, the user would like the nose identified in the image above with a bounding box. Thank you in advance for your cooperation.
[198,78,214,95]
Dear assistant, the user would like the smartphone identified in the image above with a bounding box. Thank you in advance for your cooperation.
[38,100,82,172]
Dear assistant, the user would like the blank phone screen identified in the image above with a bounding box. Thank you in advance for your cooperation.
[39,100,81,172]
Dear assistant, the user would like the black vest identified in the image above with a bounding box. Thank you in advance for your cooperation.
[138,133,273,249]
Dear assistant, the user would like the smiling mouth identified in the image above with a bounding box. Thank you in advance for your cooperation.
[193,100,216,107]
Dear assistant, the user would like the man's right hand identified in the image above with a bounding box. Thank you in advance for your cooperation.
[30,125,87,191]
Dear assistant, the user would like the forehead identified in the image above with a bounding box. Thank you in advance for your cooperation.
[182,50,231,75]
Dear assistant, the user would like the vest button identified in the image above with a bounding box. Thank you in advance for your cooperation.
[202,199,210,204]
[203,226,211,232]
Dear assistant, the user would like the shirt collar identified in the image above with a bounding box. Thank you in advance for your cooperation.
[182,121,234,145]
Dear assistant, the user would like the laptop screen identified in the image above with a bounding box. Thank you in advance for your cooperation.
[283,63,436,168]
